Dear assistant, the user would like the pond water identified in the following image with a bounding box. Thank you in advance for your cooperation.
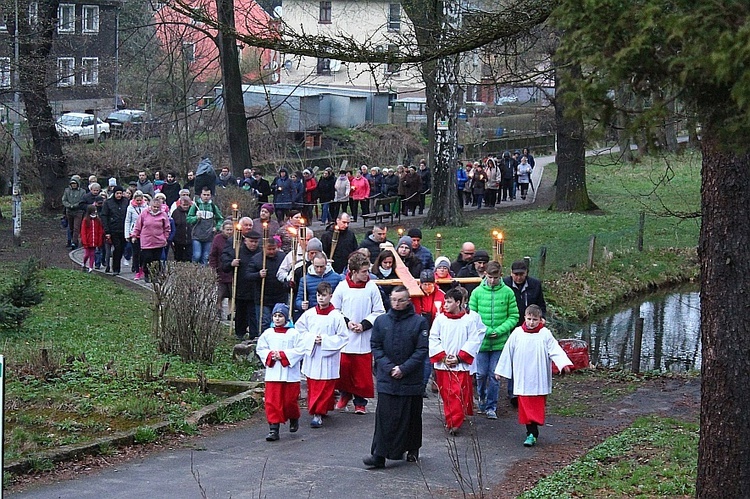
[551,286,701,373]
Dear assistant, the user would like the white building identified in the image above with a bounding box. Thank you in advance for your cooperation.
[277,0,422,94]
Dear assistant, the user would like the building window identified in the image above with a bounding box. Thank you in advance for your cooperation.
[82,5,99,33]
[385,44,400,75]
[57,57,75,87]
[388,3,400,31]
[0,58,10,88]
[182,42,196,63]
[28,2,39,25]
[319,1,331,23]
[58,4,75,33]
[316,58,331,76]
[82,57,98,85]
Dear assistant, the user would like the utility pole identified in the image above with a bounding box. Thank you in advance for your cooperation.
[11,0,21,245]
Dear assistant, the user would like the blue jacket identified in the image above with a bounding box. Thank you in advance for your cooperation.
[271,173,293,209]
[413,244,435,270]
[371,303,429,397]
[295,265,343,309]
[457,168,468,190]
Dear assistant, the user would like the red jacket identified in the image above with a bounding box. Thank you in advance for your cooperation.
[80,216,105,249]
[304,177,318,204]
[411,288,445,327]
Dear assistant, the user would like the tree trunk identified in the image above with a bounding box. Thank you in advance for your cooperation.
[424,54,464,227]
[551,62,597,212]
[697,117,750,497]
[16,0,68,212]
[216,0,252,176]
[615,84,634,163]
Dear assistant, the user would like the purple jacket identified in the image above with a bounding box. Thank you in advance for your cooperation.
[132,209,171,249]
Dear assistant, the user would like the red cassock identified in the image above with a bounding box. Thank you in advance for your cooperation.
[435,369,474,429]
[264,381,301,424]
[517,395,547,425]
[306,378,337,415]
[336,352,374,398]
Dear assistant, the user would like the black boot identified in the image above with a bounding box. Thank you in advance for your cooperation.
[266,423,280,441]
[290,419,299,433]
[363,455,385,468]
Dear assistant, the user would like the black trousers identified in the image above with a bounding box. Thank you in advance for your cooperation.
[110,233,125,272]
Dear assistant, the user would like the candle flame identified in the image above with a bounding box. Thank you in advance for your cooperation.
[300,218,306,226]
[398,228,404,235]
[236,224,241,230]
[232,203,238,209]
[436,233,442,238]
[492,230,499,236]
[497,232,503,241]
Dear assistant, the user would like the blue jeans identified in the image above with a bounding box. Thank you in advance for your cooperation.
[321,202,331,224]
[192,240,212,265]
[476,349,506,412]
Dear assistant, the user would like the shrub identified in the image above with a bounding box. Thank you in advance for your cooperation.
[152,263,224,362]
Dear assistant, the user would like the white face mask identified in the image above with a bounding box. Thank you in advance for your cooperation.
[379,266,393,277]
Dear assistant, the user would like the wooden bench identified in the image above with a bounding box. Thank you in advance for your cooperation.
[362,196,400,227]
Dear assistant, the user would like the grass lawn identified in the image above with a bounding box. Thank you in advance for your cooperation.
[418,152,701,320]
[521,416,698,498]
[1,266,255,464]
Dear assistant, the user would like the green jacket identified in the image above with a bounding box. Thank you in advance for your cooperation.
[62,186,85,213]
[469,278,519,352]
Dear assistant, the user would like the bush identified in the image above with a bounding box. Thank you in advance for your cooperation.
[0,258,43,330]
[6,258,44,308]
[152,263,224,362]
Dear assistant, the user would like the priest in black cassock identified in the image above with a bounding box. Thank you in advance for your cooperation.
[363,286,429,468]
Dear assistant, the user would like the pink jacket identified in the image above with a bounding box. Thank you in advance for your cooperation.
[350,175,370,201]
[132,209,171,249]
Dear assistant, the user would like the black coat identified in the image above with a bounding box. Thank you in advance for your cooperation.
[100,196,128,234]
[384,175,400,197]
[221,242,261,300]
[317,175,336,203]
[503,275,547,326]
[320,227,358,274]
[247,250,288,304]
[171,206,192,245]
[371,304,429,397]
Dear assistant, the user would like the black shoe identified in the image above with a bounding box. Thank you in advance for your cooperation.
[105,267,111,274]
[363,455,385,468]
[406,451,419,462]
[290,419,299,433]
[266,424,280,441]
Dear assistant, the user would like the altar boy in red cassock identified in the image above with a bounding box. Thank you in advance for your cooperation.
[331,252,385,414]
[295,281,349,428]
[429,287,486,435]
[256,303,304,442]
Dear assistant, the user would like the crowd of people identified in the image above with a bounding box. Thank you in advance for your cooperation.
[64,148,565,468]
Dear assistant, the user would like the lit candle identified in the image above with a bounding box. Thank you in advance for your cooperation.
[435,233,442,258]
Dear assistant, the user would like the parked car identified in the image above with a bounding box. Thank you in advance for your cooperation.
[105,109,161,138]
[55,113,110,141]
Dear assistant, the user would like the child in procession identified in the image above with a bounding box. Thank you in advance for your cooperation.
[256,303,304,441]
[81,204,105,272]
[494,304,573,447]
[429,287,485,435]
[295,282,349,428]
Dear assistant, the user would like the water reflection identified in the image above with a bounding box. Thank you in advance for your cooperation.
[552,287,701,372]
